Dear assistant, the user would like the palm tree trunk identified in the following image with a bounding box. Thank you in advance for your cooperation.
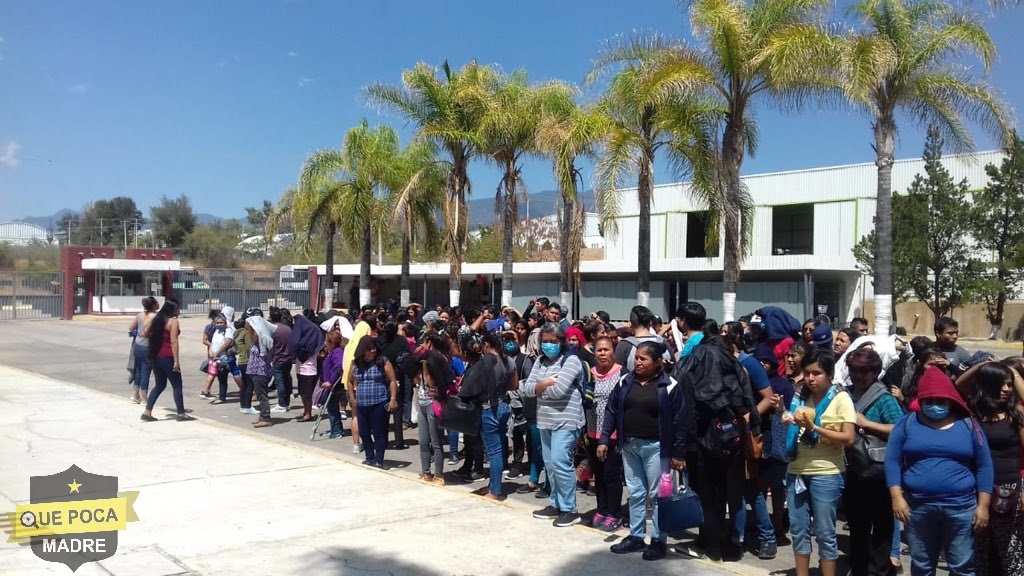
[873,114,896,336]
[360,221,372,308]
[722,119,744,322]
[400,210,411,307]
[501,161,515,307]
[559,187,572,315]
[637,150,653,307]
[324,223,336,309]
[447,162,468,307]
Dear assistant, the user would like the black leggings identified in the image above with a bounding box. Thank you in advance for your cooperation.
[692,451,745,558]
[147,355,186,414]
[586,438,624,518]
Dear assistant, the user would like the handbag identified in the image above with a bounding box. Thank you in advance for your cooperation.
[439,396,481,436]
[657,471,704,533]
[744,432,763,480]
[990,479,1022,515]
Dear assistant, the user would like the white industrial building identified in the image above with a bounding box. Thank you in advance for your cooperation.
[293,150,1002,322]
[0,222,55,246]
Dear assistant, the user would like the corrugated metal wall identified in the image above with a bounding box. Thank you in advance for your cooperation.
[689,281,806,323]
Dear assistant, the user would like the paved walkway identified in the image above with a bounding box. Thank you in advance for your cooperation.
[0,319,761,576]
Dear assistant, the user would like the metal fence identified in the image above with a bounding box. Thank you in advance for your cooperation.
[172,268,311,317]
[0,271,64,320]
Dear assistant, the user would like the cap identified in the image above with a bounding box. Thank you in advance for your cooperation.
[422,311,440,324]
[812,325,833,347]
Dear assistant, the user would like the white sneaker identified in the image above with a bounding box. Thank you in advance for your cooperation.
[353,444,363,454]
[240,407,258,415]
[271,405,289,413]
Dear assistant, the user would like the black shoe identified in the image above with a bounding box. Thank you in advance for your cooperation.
[610,536,646,554]
[469,471,486,483]
[516,483,539,494]
[756,540,777,560]
[394,443,407,450]
[535,488,550,499]
[532,506,559,520]
[505,467,523,479]
[643,540,667,561]
[553,511,580,528]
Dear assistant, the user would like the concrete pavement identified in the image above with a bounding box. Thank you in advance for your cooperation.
[0,349,758,575]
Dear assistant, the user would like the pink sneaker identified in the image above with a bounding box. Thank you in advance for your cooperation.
[600,516,622,532]
[591,512,606,527]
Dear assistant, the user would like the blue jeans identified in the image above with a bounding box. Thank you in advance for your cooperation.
[738,490,777,544]
[527,422,547,487]
[132,344,152,393]
[448,430,459,457]
[481,402,511,496]
[356,401,389,466]
[787,473,845,561]
[621,437,667,541]
[147,356,185,414]
[326,384,344,436]
[892,519,902,559]
[539,427,580,513]
[906,500,976,576]
[272,361,293,408]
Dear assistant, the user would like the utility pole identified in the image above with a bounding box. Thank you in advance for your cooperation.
[67,219,72,245]
[133,219,138,248]
[99,218,104,245]
[123,220,128,251]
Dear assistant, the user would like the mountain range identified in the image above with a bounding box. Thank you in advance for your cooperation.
[10,189,596,231]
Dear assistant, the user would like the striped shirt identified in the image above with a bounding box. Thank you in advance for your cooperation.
[519,353,585,431]
[354,362,390,406]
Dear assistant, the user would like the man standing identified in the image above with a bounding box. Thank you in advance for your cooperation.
[614,305,670,371]
[674,302,707,361]
[269,308,294,413]
[850,317,870,337]
[933,317,971,378]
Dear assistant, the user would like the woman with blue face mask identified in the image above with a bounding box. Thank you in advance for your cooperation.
[519,322,587,528]
[885,366,994,576]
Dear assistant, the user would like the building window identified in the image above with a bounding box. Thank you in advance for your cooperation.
[772,204,814,255]
[686,212,716,258]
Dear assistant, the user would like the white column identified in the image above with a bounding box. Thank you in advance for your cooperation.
[501,289,513,308]
[874,294,892,337]
[359,288,371,308]
[323,288,334,311]
[637,291,650,307]
[559,291,573,319]
[723,292,737,322]
[449,289,460,307]
[400,289,410,307]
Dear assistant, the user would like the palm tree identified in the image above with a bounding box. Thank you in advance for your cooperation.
[589,36,721,307]
[538,101,610,314]
[595,0,838,319]
[478,70,576,306]
[267,185,344,309]
[297,121,401,309]
[366,61,495,306]
[390,140,446,306]
[842,0,1010,336]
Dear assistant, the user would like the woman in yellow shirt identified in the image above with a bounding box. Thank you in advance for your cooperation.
[784,349,856,576]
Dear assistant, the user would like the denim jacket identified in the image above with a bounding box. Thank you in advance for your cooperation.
[598,370,687,460]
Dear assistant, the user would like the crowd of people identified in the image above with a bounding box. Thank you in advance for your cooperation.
[126,296,1023,575]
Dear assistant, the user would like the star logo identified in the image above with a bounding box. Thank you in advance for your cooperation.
[67,480,81,494]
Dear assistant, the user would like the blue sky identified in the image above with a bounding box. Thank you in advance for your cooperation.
[1,0,1022,222]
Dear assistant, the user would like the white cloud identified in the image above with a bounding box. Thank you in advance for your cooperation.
[288,51,297,57]
[0,141,21,168]
[297,77,314,88]
[69,83,88,94]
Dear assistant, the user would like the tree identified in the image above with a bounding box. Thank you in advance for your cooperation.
[899,128,975,318]
[79,196,144,246]
[538,102,609,313]
[181,222,243,268]
[296,121,400,309]
[56,213,80,245]
[150,195,197,249]
[968,131,1024,336]
[367,61,494,306]
[843,0,1011,335]
[589,35,721,307]
[478,70,575,306]
[244,200,276,232]
[390,141,445,306]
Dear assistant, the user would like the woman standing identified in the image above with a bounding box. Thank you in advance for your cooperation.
[587,336,624,532]
[129,296,159,404]
[520,323,587,528]
[378,322,412,449]
[246,312,276,429]
[347,338,398,468]
[140,299,194,421]
[785,349,856,576]
[833,328,860,359]
[411,332,451,485]
[452,331,492,485]
[844,348,905,576]
[964,362,1023,576]
[234,314,256,415]
[320,331,347,438]
[459,332,511,499]
[599,341,686,561]
[885,366,994,576]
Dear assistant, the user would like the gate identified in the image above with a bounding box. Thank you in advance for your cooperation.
[0,271,65,320]
[172,268,310,317]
